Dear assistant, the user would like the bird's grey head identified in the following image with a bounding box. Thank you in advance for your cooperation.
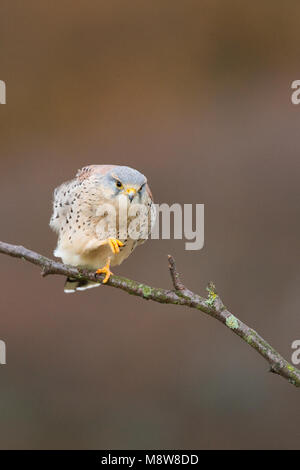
[101,166,147,202]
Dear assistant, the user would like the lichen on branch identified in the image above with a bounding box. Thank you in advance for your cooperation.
[0,240,299,388]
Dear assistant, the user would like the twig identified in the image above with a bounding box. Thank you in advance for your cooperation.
[0,240,299,388]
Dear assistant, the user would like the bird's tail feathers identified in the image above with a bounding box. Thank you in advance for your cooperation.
[64,277,101,293]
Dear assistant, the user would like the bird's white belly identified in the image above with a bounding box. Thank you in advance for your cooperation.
[55,238,137,270]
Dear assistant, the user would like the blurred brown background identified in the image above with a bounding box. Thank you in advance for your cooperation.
[0,1,299,449]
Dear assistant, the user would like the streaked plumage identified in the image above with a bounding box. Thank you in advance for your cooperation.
[50,165,156,292]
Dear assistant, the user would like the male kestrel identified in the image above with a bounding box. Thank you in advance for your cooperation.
[50,165,156,292]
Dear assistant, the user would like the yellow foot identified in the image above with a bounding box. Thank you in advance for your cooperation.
[106,238,124,254]
[96,260,113,284]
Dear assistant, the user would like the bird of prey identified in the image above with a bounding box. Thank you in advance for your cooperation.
[50,165,156,292]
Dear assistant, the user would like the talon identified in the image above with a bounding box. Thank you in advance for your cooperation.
[107,237,124,254]
[96,260,113,283]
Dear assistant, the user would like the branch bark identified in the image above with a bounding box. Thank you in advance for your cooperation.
[0,240,299,388]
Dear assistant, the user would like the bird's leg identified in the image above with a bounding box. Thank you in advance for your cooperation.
[98,237,124,254]
[94,238,124,283]
[96,258,113,284]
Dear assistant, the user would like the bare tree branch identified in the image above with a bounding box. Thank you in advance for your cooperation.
[0,240,299,388]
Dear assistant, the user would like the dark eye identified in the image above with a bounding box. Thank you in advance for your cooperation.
[116,181,123,189]
[139,183,145,192]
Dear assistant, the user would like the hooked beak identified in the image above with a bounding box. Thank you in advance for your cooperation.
[125,187,136,202]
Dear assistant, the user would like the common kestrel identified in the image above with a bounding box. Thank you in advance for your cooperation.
[50,165,156,292]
